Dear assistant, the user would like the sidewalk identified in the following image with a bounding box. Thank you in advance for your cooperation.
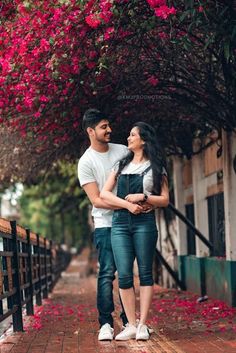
[1,248,236,353]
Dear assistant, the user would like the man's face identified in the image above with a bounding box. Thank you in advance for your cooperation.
[90,119,112,144]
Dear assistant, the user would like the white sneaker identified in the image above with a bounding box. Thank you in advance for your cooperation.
[98,323,114,341]
[136,319,154,334]
[115,324,137,340]
[136,323,150,340]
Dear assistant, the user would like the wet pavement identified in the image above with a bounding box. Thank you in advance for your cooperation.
[0,248,236,353]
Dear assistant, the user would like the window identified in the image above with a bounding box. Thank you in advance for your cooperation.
[207,193,225,256]
[185,204,196,255]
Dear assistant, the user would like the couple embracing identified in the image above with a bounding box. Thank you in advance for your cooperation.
[78,109,169,341]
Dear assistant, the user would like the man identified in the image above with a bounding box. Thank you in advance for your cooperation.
[78,109,128,340]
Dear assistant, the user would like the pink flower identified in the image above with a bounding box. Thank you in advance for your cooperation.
[32,322,43,330]
[52,8,63,21]
[100,10,113,23]
[39,95,49,102]
[20,128,27,137]
[85,14,101,28]
[198,6,204,12]
[104,26,114,40]
[16,104,23,112]
[88,50,97,59]
[34,112,41,118]
[155,5,177,19]
[158,31,168,39]
[147,75,159,86]
[0,77,6,84]
[86,62,96,69]
[117,28,133,39]
[73,121,79,129]
[147,0,166,7]
[0,59,11,73]
[84,0,97,15]
[24,97,34,108]
[40,39,50,51]
[100,0,112,12]
[177,31,186,38]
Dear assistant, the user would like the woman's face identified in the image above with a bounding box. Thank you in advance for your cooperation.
[127,127,144,151]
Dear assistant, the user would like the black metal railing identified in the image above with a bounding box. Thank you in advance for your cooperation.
[168,203,213,250]
[156,203,214,291]
[0,218,71,332]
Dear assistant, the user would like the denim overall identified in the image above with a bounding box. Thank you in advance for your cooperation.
[111,165,158,289]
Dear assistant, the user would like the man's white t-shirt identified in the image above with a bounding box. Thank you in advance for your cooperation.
[78,143,128,228]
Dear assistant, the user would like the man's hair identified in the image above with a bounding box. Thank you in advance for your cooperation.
[82,108,108,131]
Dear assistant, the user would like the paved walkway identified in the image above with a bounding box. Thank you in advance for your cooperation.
[1,249,236,353]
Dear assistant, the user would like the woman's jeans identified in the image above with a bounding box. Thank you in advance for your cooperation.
[94,227,127,328]
[111,210,158,289]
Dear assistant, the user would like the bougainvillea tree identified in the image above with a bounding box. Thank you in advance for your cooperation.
[0,0,235,181]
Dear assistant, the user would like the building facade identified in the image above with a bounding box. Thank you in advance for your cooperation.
[173,131,236,306]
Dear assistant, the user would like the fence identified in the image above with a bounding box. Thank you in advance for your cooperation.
[0,218,71,332]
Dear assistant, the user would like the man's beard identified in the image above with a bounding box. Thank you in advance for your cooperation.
[96,133,111,144]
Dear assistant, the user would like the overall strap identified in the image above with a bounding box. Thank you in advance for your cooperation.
[140,165,152,176]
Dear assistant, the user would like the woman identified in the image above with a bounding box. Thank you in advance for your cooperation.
[100,121,169,341]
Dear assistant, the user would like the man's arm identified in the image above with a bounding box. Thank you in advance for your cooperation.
[83,182,118,209]
[125,176,169,208]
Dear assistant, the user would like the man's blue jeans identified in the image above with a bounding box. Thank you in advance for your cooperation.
[111,210,158,289]
[94,227,127,328]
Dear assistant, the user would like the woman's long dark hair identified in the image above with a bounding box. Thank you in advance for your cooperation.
[116,121,167,195]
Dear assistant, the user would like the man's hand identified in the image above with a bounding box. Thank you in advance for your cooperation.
[83,182,116,209]
[141,202,155,213]
[125,193,144,203]
[127,202,143,215]
[124,194,154,213]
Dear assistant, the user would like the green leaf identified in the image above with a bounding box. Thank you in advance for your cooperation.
[112,8,120,17]
[188,21,196,33]
[23,1,31,9]
[179,11,189,23]
[204,35,215,50]
[49,37,55,45]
